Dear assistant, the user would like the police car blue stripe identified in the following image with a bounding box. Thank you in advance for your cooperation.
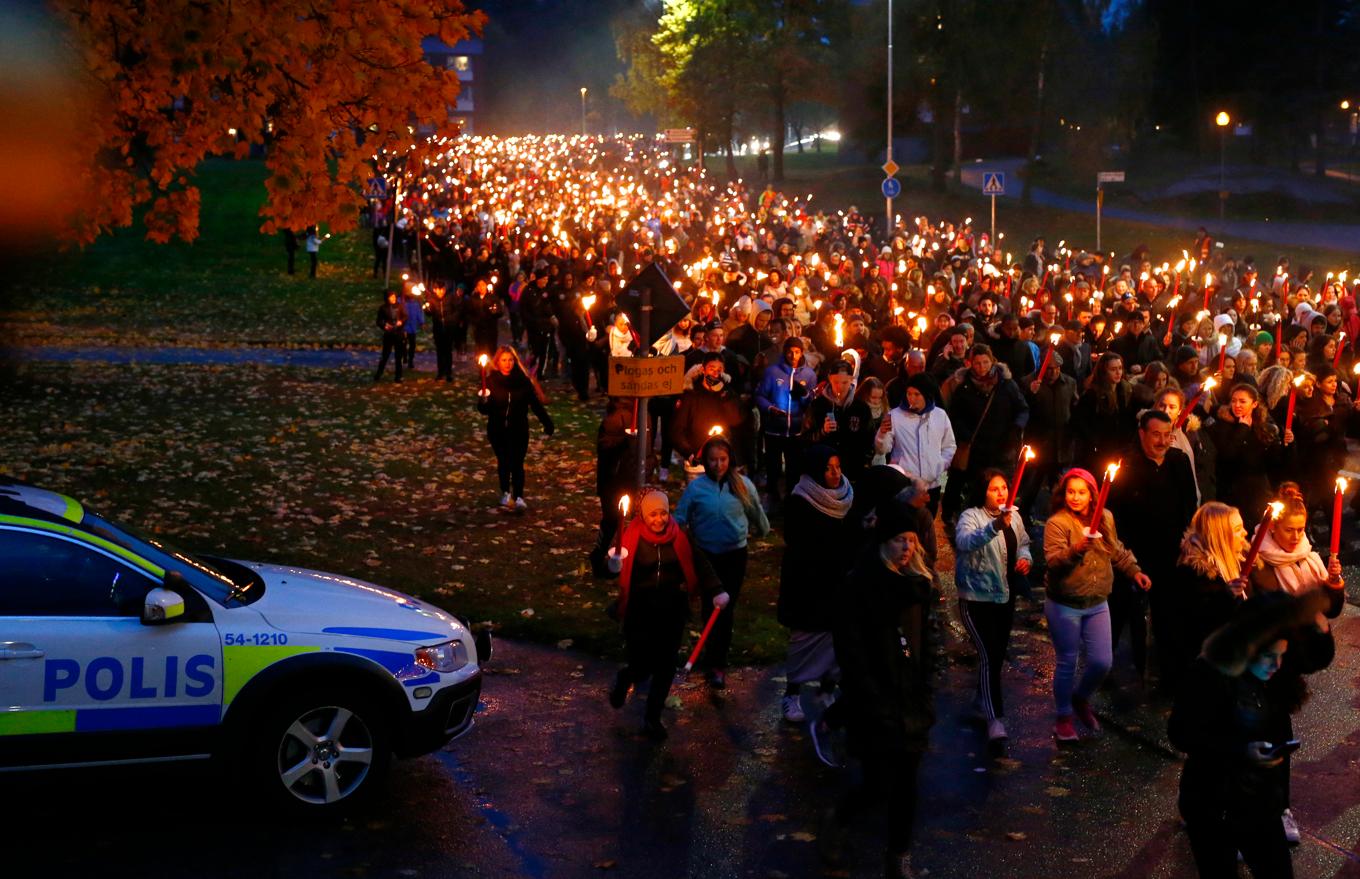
[75,705,221,732]
[321,626,447,641]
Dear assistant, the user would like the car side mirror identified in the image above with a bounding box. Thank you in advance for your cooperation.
[142,572,188,625]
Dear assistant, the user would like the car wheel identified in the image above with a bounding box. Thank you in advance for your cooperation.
[255,690,391,812]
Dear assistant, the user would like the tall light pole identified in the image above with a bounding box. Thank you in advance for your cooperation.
[885,0,894,237]
[1215,111,1230,221]
[580,87,588,137]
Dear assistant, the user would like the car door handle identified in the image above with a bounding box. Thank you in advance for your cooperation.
[0,642,44,660]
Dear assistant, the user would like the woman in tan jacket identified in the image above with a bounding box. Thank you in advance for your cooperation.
[1044,468,1150,743]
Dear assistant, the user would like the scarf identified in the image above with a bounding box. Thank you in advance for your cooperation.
[616,516,698,621]
[790,474,853,519]
[1255,528,1329,595]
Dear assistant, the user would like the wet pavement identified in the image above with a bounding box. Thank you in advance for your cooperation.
[7,598,1359,878]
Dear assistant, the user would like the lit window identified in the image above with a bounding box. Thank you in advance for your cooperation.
[451,55,470,72]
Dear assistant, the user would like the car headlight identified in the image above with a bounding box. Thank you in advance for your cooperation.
[415,640,468,673]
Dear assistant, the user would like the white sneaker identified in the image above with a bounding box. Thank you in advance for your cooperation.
[499,492,512,507]
[514,497,527,512]
[781,695,806,723]
[1282,808,1301,845]
[987,718,1008,742]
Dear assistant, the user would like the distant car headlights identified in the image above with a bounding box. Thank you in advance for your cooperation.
[415,640,468,673]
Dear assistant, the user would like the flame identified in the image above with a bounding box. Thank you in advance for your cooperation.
[1202,377,1218,391]
[1106,461,1121,480]
[1023,445,1036,461]
[477,354,489,368]
[707,425,725,436]
[916,316,929,331]
[1050,332,1062,345]
[618,494,631,516]
[1337,476,1349,493]
[1268,501,1285,519]
[582,295,596,310]
[1294,373,1308,387]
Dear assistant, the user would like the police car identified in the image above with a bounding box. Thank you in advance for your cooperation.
[0,480,487,811]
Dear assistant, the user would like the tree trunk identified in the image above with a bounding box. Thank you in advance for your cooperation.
[930,87,948,193]
[724,122,737,179]
[952,85,963,185]
[1021,39,1049,208]
[792,120,805,154]
[1312,0,1328,176]
[772,88,787,182]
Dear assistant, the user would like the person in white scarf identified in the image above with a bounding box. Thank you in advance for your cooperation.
[1248,495,1343,598]
[776,444,854,727]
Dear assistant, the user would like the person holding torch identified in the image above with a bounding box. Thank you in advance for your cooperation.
[476,346,554,512]
[607,489,723,742]
[1043,467,1150,743]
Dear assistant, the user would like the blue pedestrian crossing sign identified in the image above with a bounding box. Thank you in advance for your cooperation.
[881,177,902,199]
[981,172,1006,195]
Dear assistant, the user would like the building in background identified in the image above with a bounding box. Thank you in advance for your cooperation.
[421,37,483,135]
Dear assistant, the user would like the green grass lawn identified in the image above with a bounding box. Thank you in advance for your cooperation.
[4,160,385,349]
[0,358,786,664]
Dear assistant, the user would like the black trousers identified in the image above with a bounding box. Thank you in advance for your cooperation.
[649,397,678,468]
[763,433,802,502]
[286,250,296,274]
[591,495,622,570]
[835,750,923,856]
[489,427,529,497]
[404,332,418,367]
[473,323,498,358]
[528,329,553,377]
[697,545,748,670]
[453,321,468,355]
[621,595,688,723]
[433,326,453,379]
[375,334,405,381]
[1185,809,1293,879]
[567,347,591,400]
[1109,578,1149,674]
[959,595,1016,721]
[308,252,318,278]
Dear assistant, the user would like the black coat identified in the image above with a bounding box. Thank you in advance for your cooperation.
[1168,658,1291,820]
[777,494,854,631]
[1106,447,1198,580]
[477,368,553,438]
[832,549,935,758]
[375,301,404,336]
[1203,418,1282,518]
[944,364,1029,471]
[671,378,745,461]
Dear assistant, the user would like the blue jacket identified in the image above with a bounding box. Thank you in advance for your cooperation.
[674,473,769,553]
[954,506,1031,603]
[754,359,818,437]
[403,295,426,332]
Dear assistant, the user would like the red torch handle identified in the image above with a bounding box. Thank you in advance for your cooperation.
[684,606,725,672]
[1331,486,1344,556]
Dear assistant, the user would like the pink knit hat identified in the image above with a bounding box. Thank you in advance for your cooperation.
[1059,467,1099,496]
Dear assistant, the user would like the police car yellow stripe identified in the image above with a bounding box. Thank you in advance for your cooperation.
[58,494,83,523]
[0,709,77,736]
[0,515,164,579]
[222,644,320,707]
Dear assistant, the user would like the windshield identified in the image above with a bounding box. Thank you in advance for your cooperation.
[83,513,264,607]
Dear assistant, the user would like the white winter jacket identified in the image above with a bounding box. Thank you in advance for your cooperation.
[874,402,957,488]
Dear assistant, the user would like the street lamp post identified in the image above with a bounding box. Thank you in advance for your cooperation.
[1215,111,1230,221]
[885,0,894,237]
[580,87,588,138]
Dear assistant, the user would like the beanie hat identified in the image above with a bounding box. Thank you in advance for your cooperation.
[875,495,922,542]
[639,489,669,517]
[1173,345,1200,366]
[1058,467,1099,498]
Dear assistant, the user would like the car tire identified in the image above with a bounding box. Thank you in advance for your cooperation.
[250,687,392,814]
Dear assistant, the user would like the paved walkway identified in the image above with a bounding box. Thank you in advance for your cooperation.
[961,159,1360,253]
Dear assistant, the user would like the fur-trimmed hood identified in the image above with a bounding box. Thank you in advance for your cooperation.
[950,361,1013,389]
[1177,533,1222,580]
[1201,589,1331,677]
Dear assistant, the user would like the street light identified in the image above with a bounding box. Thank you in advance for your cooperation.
[1215,111,1230,221]
[1343,100,1352,111]
[580,87,587,137]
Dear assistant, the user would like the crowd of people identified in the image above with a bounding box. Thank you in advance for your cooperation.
[379,135,1353,879]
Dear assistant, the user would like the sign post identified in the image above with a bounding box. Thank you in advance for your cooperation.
[981,172,1005,246]
[885,0,894,237]
[1095,170,1124,252]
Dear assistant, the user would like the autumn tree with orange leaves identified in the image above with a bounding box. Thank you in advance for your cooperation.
[52,0,484,245]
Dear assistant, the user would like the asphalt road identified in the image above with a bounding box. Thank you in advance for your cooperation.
[7,601,1359,879]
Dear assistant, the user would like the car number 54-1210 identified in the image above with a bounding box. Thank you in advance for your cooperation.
[223,632,290,646]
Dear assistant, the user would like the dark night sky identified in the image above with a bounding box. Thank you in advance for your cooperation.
[474,0,644,136]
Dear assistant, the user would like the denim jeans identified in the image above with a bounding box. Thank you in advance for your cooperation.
[1045,599,1112,716]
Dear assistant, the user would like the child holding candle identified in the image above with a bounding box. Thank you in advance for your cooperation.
[1043,468,1150,743]
[608,489,724,741]
[954,469,1032,745]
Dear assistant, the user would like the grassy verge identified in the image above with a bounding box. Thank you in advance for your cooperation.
[4,160,384,349]
[0,358,786,664]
